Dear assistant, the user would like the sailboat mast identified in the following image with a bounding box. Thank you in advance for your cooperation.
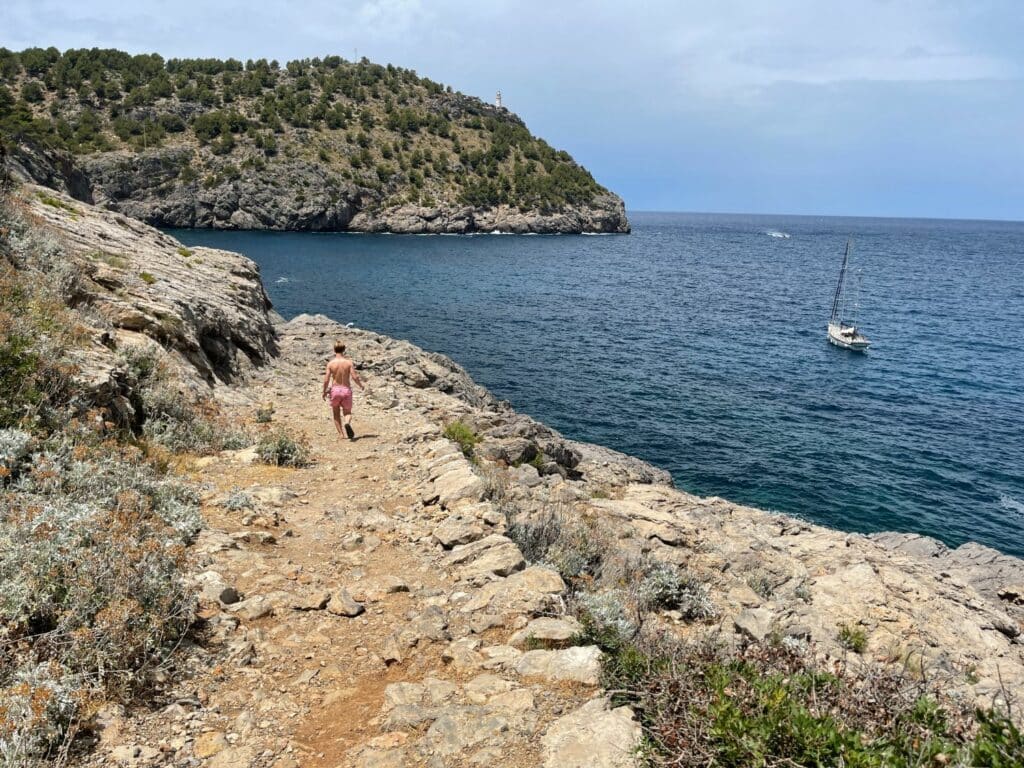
[830,239,851,323]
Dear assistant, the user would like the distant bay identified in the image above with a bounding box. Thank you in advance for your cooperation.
[171,212,1024,557]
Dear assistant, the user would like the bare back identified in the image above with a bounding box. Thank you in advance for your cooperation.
[327,356,354,387]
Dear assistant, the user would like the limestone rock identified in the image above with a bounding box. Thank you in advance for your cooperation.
[461,566,566,615]
[290,589,331,611]
[227,595,274,621]
[328,589,365,617]
[447,534,526,579]
[434,467,486,508]
[208,746,257,768]
[193,731,228,758]
[23,185,277,391]
[734,608,774,642]
[433,514,485,548]
[541,698,641,768]
[514,646,602,684]
[196,571,240,605]
[508,616,582,648]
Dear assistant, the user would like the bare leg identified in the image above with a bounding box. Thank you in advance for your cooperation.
[343,409,355,439]
[331,405,345,438]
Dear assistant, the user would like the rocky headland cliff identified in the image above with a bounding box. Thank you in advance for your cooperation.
[1,48,629,234]
[4,185,1023,766]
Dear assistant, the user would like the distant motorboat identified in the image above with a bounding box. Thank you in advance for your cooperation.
[828,239,871,352]
[766,230,791,239]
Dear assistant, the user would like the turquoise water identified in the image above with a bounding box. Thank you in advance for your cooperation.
[170,212,1024,557]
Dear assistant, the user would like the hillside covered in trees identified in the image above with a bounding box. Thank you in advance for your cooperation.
[0,47,629,233]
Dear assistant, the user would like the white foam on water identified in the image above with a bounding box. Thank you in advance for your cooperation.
[766,230,791,238]
[275,277,290,283]
[1000,494,1024,517]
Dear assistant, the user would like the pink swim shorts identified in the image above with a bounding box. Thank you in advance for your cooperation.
[329,385,353,412]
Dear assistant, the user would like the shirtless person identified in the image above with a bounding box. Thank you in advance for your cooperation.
[322,341,365,439]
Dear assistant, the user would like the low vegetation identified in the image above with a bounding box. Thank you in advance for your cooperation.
[838,622,869,654]
[443,420,479,459]
[0,176,242,766]
[255,428,311,467]
[495,466,1023,767]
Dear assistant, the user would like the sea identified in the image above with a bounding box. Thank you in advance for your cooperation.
[170,212,1024,558]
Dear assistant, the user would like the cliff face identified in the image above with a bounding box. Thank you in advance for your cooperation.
[1,49,631,234]
[17,183,277,422]
[73,148,629,234]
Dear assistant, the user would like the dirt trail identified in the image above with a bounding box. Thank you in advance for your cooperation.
[88,320,622,768]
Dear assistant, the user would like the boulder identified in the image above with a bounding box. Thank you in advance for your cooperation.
[327,589,365,617]
[541,698,641,768]
[508,617,582,648]
[733,608,774,642]
[433,514,485,548]
[514,646,602,684]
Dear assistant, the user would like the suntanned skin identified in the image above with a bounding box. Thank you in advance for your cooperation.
[322,352,365,439]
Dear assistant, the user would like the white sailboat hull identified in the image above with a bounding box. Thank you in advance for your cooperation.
[828,321,870,351]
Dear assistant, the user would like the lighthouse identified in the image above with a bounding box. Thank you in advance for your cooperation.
[495,90,503,109]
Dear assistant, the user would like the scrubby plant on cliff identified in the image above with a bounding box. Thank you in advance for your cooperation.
[0,429,200,765]
[443,420,480,459]
[0,182,209,765]
[256,428,311,467]
[597,631,1023,767]
[122,347,250,455]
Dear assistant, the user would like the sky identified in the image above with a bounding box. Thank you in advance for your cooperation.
[3,1,1023,220]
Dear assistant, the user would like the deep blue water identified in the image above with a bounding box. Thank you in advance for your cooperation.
[170,213,1024,557]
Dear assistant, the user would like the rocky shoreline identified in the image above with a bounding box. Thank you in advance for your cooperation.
[16,185,1024,765]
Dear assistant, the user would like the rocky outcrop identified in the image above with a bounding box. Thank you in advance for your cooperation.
[12,144,629,235]
[347,193,629,234]
[19,184,277,418]
[78,150,361,232]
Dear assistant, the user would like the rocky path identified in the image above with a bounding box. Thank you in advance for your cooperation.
[89,318,640,768]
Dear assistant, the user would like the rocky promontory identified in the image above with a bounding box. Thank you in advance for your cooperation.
[2,48,630,234]
[7,186,1023,766]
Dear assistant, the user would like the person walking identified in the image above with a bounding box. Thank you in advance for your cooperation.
[322,340,365,439]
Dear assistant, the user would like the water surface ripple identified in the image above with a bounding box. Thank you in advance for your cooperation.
[171,212,1024,557]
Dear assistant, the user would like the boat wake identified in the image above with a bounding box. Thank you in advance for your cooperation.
[766,230,791,239]
[1000,494,1024,517]
[275,277,290,284]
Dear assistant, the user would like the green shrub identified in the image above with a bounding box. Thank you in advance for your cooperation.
[139,271,156,284]
[744,569,776,600]
[636,560,719,621]
[176,246,193,258]
[443,420,479,458]
[599,636,1023,767]
[122,353,250,454]
[838,623,868,653]
[34,191,77,213]
[256,429,311,467]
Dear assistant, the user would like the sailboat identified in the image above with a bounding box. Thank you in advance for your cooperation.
[828,239,871,352]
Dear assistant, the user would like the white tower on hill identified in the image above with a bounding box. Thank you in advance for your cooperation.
[495,90,503,109]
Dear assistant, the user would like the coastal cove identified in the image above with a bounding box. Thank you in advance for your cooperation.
[172,212,1024,557]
